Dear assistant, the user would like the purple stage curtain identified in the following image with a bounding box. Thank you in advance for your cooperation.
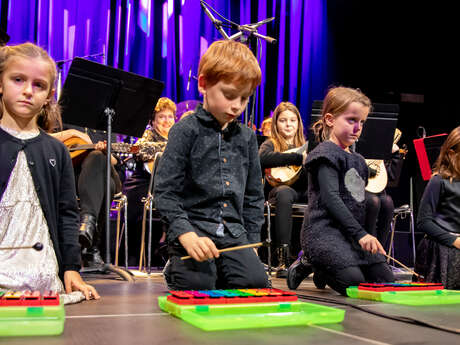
[1,0,328,129]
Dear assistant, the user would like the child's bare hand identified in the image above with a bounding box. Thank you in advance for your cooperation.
[179,232,219,262]
[358,234,386,255]
[63,271,100,300]
[453,237,460,250]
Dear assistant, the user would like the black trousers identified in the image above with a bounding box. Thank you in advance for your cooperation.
[365,190,394,249]
[76,151,121,246]
[268,185,306,245]
[165,229,269,290]
[315,262,395,296]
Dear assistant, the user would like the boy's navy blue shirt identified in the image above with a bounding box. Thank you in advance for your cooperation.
[154,104,265,244]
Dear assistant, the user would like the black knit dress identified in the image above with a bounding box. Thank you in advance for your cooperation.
[301,141,386,272]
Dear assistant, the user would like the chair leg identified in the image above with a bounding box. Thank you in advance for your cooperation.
[388,215,397,265]
[139,203,148,271]
[123,197,128,270]
[147,200,153,274]
[114,206,121,266]
[409,209,416,267]
[265,202,272,276]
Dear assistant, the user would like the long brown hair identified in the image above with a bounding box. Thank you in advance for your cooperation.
[433,126,460,181]
[312,86,371,142]
[0,42,61,132]
[270,101,306,152]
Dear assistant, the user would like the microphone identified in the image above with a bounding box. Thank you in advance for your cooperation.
[200,1,230,39]
[186,68,192,91]
[252,32,277,44]
[0,242,43,251]
[249,17,275,29]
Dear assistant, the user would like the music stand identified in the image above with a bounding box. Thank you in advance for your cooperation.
[59,57,164,281]
[307,101,399,159]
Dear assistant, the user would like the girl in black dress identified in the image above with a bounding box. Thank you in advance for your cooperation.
[291,87,394,294]
[415,126,460,289]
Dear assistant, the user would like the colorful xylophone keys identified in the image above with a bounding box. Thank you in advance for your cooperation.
[167,288,297,305]
[0,290,60,307]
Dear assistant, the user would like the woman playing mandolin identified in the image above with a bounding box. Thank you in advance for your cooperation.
[259,102,308,277]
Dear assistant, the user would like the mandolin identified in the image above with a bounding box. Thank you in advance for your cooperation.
[365,159,388,193]
[365,128,405,193]
[265,143,308,187]
[64,136,166,166]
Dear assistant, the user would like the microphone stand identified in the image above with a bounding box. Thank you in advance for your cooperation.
[56,53,105,101]
[200,1,277,128]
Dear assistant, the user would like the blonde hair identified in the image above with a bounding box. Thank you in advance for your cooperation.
[260,117,272,136]
[198,40,261,92]
[313,86,371,142]
[151,97,176,125]
[0,42,61,132]
[270,102,306,152]
[433,126,460,181]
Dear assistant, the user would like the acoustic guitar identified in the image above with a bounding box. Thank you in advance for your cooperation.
[64,136,166,166]
[365,128,404,193]
[265,143,308,187]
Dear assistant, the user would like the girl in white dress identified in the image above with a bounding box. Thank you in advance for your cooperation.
[0,42,99,300]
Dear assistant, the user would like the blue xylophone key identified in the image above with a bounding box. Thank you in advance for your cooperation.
[197,290,221,298]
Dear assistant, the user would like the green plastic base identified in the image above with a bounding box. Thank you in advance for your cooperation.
[346,287,460,305]
[158,296,345,331]
[0,303,65,336]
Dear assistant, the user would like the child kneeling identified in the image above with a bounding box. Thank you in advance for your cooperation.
[154,40,268,290]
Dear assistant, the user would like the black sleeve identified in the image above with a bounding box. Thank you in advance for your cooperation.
[317,163,368,241]
[154,123,194,242]
[385,151,405,187]
[417,175,457,247]
[57,145,81,272]
[243,132,265,243]
[259,139,303,169]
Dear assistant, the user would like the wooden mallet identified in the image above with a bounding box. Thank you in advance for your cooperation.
[181,242,263,260]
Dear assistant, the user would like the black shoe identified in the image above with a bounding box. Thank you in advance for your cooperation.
[313,269,327,289]
[82,247,105,268]
[286,257,313,290]
[79,214,97,249]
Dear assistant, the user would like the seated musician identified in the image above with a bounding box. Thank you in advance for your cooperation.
[51,125,122,268]
[258,102,308,278]
[365,129,406,249]
[123,97,176,266]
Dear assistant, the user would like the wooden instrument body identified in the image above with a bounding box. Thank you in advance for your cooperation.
[365,159,388,193]
[365,128,405,193]
[264,145,307,187]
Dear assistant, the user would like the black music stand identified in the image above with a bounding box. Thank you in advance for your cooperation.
[308,101,399,159]
[59,57,164,281]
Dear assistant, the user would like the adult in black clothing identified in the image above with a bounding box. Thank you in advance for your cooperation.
[123,97,176,266]
[259,102,308,277]
[52,125,122,267]
[364,138,406,249]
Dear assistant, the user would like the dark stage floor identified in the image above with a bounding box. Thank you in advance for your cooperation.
[1,272,459,345]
